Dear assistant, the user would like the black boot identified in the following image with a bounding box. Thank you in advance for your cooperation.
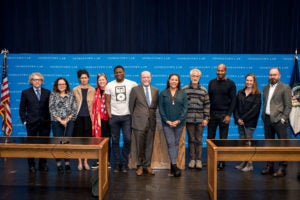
[172,164,181,177]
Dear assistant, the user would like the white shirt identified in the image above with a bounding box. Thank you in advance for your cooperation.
[265,83,278,115]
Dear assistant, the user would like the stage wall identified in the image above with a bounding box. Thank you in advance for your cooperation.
[1,54,296,146]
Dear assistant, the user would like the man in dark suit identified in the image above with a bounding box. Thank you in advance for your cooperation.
[261,68,292,177]
[129,71,159,176]
[19,72,51,173]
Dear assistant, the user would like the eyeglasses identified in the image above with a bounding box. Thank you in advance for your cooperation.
[32,79,42,82]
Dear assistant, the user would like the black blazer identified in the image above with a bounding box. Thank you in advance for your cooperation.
[19,87,51,124]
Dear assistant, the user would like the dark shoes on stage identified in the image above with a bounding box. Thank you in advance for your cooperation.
[29,165,48,173]
[170,164,181,177]
[217,162,225,171]
[57,165,71,174]
[113,164,128,173]
[261,165,286,177]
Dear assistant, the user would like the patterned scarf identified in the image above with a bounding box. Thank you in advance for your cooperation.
[92,88,108,137]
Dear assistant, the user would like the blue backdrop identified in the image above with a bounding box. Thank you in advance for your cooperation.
[2,54,298,146]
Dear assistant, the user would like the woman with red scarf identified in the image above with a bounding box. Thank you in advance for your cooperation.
[92,73,110,168]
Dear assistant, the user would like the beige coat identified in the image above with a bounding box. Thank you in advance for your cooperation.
[73,85,95,120]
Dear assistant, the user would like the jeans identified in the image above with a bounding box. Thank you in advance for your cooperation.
[109,115,131,167]
[51,120,75,164]
[162,125,184,164]
[186,123,203,160]
[238,125,254,139]
[207,112,229,139]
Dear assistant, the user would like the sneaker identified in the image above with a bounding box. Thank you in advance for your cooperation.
[188,160,196,168]
[91,162,99,169]
[235,161,246,170]
[108,162,111,168]
[196,160,202,169]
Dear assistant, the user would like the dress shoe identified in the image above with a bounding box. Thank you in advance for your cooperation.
[297,172,300,181]
[65,165,71,173]
[29,166,36,173]
[217,162,225,171]
[145,167,155,175]
[261,165,274,175]
[273,168,286,177]
[120,164,128,173]
[57,166,64,174]
[136,167,143,176]
[39,165,48,172]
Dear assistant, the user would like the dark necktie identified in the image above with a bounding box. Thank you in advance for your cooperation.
[36,89,41,101]
[145,87,151,106]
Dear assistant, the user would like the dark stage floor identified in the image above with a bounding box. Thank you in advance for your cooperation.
[0,156,299,200]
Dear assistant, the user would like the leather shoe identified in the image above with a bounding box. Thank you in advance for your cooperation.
[261,165,274,175]
[273,168,286,177]
[217,162,225,171]
[29,166,36,173]
[136,167,143,176]
[145,167,155,175]
[297,172,300,181]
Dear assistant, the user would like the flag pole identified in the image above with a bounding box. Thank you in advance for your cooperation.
[1,48,10,136]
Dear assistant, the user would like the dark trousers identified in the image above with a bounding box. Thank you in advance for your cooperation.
[207,112,229,139]
[26,120,51,167]
[101,120,111,162]
[264,115,288,168]
[109,115,131,167]
[52,120,75,165]
[133,126,155,168]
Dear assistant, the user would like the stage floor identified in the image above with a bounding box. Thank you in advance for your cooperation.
[0,154,299,200]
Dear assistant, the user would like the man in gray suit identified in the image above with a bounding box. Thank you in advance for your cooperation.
[129,71,159,176]
[261,67,292,177]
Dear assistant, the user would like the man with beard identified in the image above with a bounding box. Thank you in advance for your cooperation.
[261,67,292,177]
[207,64,236,170]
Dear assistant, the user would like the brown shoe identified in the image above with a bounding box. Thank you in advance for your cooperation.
[136,167,143,176]
[145,167,155,175]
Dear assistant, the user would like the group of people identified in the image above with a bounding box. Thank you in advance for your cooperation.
[19,63,294,179]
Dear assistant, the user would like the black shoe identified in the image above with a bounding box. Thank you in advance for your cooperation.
[297,172,300,181]
[57,166,64,174]
[29,166,36,173]
[91,162,99,169]
[120,164,128,173]
[171,164,181,177]
[217,162,225,171]
[39,165,49,172]
[65,165,71,173]
[273,168,286,177]
[113,164,121,173]
[261,165,274,175]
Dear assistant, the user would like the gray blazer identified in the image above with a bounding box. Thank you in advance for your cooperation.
[129,85,159,131]
[262,82,292,123]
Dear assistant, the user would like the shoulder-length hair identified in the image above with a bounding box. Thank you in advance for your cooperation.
[166,73,181,90]
[244,73,260,94]
[53,77,70,93]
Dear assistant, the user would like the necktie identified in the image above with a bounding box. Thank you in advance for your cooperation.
[145,86,151,106]
[36,89,41,101]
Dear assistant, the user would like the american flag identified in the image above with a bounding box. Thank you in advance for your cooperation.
[0,49,12,136]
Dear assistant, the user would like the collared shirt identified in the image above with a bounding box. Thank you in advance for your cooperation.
[265,83,278,115]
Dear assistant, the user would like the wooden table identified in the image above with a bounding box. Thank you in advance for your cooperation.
[0,136,109,200]
[207,139,300,200]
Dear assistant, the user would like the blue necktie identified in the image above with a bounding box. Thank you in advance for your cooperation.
[36,89,41,101]
[145,87,151,106]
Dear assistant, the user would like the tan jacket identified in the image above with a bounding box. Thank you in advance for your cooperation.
[73,85,95,120]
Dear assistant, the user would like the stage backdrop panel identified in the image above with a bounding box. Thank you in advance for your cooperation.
[2,54,296,147]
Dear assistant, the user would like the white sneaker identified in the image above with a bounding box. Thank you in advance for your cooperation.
[188,160,196,168]
[196,160,202,169]
[235,161,246,170]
